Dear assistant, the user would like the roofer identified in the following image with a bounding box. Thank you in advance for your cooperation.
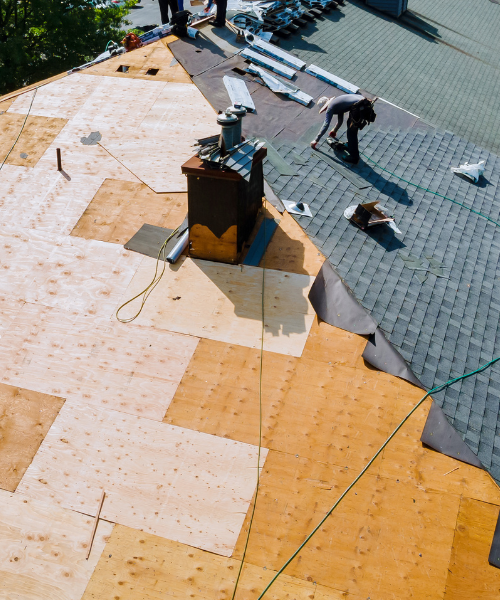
[159,0,179,24]
[311,94,377,164]
[204,0,227,26]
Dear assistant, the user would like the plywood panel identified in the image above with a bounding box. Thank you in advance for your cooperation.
[0,113,67,167]
[232,450,460,600]
[443,497,500,599]
[0,226,143,318]
[118,257,315,357]
[0,489,113,600]
[0,294,24,337]
[17,402,267,557]
[0,383,65,492]
[260,205,325,277]
[101,82,216,192]
[0,165,103,235]
[0,303,198,420]
[7,74,103,119]
[82,524,322,600]
[165,338,403,471]
[84,41,192,83]
[71,178,187,244]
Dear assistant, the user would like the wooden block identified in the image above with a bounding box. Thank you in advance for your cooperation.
[0,383,65,492]
[0,303,198,421]
[0,226,143,318]
[261,204,325,277]
[0,165,104,235]
[17,401,268,557]
[0,489,113,599]
[165,338,403,471]
[443,497,500,599]
[0,113,67,167]
[82,524,319,600]
[71,178,187,245]
[118,257,315,357]
[232,450,460,600]
[84,41,192,83]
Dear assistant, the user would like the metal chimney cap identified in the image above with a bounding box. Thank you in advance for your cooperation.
[217,110,239,125]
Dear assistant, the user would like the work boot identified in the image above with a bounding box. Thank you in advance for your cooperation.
[310,140,318,150]
[328,130,336,139]
[342,155,359,165]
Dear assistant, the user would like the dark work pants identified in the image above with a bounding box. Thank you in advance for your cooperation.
[215,0,227,24]
[159,0,178,24]
[346,117,360,162]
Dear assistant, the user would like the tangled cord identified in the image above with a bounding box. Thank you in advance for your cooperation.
[115,227,179,323]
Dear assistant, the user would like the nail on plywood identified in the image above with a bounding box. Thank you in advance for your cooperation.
[0,226,143,318]
[71,178,187,245]
[0,114,67,167]
[17,401,267,557]
[118,257,315,357]
[0,489,113,600]
[0,383,65,492]
[0,303,198,421]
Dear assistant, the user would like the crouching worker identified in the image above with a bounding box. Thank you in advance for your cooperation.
[311,94,377,164]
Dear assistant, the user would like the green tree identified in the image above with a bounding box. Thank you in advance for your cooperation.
[0,0,136,95]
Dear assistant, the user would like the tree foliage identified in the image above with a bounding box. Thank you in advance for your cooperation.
[0,1,136,95]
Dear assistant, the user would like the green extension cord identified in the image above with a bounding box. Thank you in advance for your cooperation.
[254,145,500,600]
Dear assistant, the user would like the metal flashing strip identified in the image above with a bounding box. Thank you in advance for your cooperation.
[264,179,285,213]
[223,76,256,111]
[489,510,500,569]
[305,64,359,94]
[261,139,297,176]
[421,401,484,469]
[241,48,296,80]
[247,64,313,106]
[363,327,424,388]
[243,218,279,266]
[308,260,378,335]
[251,38,306,71]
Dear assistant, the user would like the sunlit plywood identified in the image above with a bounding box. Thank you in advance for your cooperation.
[0,383,65,492]
[232,450,460,600]
[443,497,500,599]
[0,489,113,600]
[118,257,315,357]
[82,524,322,600]
[71,178,187,244]
[0,294,24,337]
[0,113,67,167]
[0,165,103,235]
[165,338,402,471]
[18,402,267,557]
[0,226,143,318]
[101,82,216,192]
[0,303,198,421]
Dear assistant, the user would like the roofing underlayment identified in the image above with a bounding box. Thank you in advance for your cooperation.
[1,2,500,598]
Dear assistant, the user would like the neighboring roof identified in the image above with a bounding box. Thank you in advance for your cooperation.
[279,0,500,154]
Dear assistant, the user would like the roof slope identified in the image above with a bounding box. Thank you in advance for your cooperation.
[264,122,500,482]
[279,0,500,154]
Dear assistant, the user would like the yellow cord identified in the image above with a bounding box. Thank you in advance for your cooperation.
[116,227,179,323]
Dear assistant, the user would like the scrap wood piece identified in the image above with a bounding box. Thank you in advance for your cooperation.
[243,217,279,266]
[420,401,483,468]
[17,401,268,557]
[87,490,106,559]
[363,327,424,388]
[0,489,113,598]
[308,260,378,335]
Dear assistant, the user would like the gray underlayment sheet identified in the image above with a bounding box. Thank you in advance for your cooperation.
[489,511,500,569]
[124,220,188,259]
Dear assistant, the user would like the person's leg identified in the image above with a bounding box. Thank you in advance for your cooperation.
[310,105,335,149]
[158,0,170,24]
[345,119,360,163]
[168,0,179,20]
[214,0,227,25]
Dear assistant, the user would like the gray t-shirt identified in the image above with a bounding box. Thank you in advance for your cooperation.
[327,94,364,115]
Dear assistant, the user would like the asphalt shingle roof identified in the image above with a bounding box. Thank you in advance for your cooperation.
[264,124,500,483]
[279,0,500,154]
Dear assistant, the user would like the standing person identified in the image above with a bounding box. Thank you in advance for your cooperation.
[213,0,227,27]
[158,0,179,24]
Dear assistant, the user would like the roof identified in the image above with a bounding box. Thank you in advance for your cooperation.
[1,11,500,600]
[279,0,500,154]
